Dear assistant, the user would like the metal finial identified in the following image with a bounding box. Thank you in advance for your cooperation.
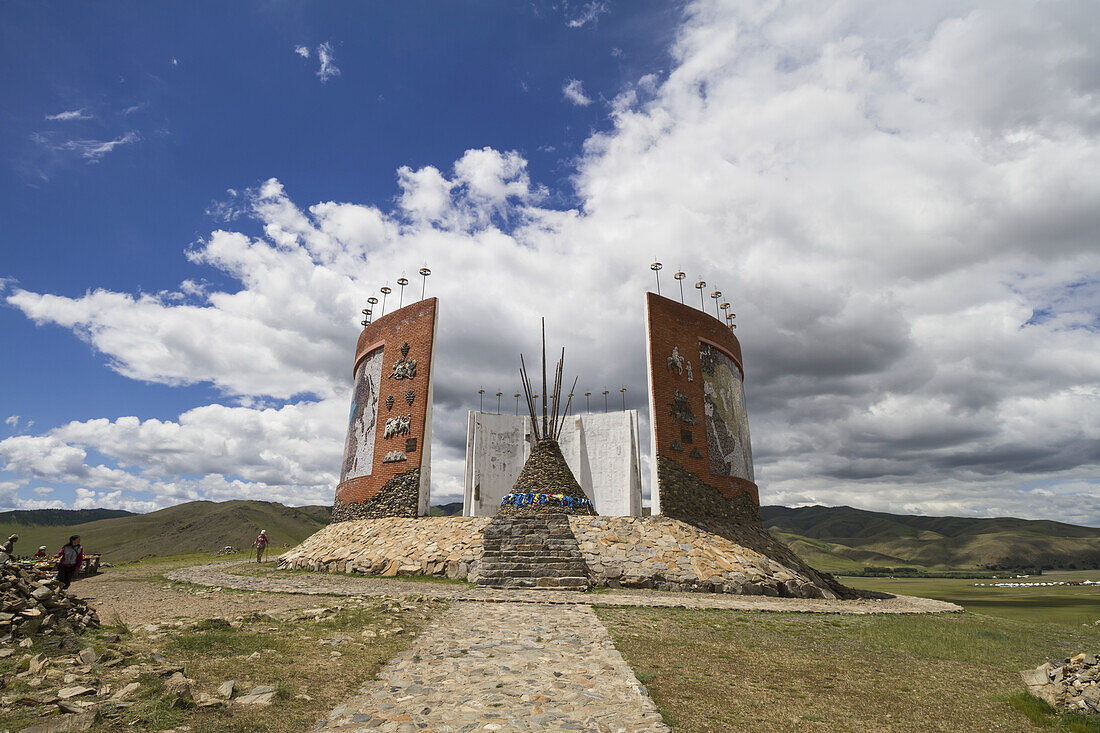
[711,290,722,317]
[496,391,503,414]
[419,267,431,300]
[584,391,592,413]
[478,388,485,412]
[695,280,706,310]
[674,270,686,303]
[397,277,408,308]
[620,386,627,410]
[379,286,391,316]
[514,393,520,415]
[602,389,609,413]
[650,260,663,295]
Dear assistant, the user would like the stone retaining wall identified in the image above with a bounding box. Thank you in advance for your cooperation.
[568,516,839,599]
[279,515,845,599]
[278,517,490,580]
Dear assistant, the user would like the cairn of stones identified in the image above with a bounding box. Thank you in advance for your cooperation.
[478,320,595,590]
[1022,653,1100,714]
[0,552,100,640]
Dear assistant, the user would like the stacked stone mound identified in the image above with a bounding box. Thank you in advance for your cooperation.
[0,553,99,640]
[280,516,857,598]
[477,514,590,590]
[1022,653,1100,714]
[568,516,848,599]
[498,439,596,516]
[279,517,489,578]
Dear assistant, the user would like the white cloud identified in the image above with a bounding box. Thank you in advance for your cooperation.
[316,42,340,83]
[170,58,179,66]
[294,45,310,59]
[562,79,593,106]
[5,416,19,429]
[567,1,608,28]
[5,0,1100,523]
[49,131,140,162]
[44,109,92,121]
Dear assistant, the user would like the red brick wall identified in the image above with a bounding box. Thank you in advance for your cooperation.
[335,297,437,507]
[645,292,759,507]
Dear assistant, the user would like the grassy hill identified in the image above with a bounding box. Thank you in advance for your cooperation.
[0,501,330,562]
[761,505,1100,572]
[5,500,1097,571]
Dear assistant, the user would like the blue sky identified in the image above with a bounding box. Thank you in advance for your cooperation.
[2,1,1099,524]
[1,1,671,421]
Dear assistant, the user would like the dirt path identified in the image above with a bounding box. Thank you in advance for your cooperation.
[76,560,349,626]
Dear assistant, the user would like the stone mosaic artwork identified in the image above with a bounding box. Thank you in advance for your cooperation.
[699,342,754,482]
[341,347,384,482]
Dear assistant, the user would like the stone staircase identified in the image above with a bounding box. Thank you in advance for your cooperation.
[476,513,591,590]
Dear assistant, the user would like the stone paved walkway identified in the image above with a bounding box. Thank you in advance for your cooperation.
[161,562,961,732]
[318,602,670,732]
[165,561,963,615]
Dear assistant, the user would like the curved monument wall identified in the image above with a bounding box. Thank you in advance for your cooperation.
[334,297,437,520]
[644,292,759,524]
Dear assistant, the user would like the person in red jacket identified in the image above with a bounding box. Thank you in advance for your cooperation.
[55,535,83,589]
[252,529,269,563]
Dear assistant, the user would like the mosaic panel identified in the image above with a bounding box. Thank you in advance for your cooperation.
[340,346,384,482]
[699,342,754,482]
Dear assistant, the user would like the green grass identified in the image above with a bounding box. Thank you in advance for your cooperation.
[598,605,1100,733]
[0,598,443,733]
[844,570,1100,624]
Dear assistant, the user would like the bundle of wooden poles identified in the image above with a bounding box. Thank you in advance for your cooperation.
[518,318,578,442]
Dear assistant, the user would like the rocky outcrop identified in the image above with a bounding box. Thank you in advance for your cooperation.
[0,553,99,640]
[1022,653,1100,714]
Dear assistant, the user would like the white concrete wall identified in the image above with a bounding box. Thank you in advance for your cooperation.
[463,410,642,517]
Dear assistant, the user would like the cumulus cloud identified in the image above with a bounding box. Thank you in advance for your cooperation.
[294,45,310,59]
[562,79,593,106]
[44,109,92,121]
[5,0,1100,524]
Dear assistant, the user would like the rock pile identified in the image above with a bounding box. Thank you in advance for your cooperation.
[1022,653,1100,713]
[1,552,99,640]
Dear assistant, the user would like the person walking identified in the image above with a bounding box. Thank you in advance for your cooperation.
[252,529,269,563]
[55,535,83,589]
[1,534,17,556]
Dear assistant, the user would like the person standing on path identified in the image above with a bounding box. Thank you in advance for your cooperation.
[55,535,83,589]
[252,529,269,563]
[1,534,18,556]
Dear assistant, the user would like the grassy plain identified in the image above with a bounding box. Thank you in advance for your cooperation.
[843,569,1100,625]
[599,571,1100,732]
[598,606,1100,732]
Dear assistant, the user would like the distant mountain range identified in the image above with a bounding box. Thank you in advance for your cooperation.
[761,505,1100,571]
[2,501,1096,570]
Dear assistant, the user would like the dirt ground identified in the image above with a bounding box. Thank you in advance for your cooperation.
[75,557,348,626]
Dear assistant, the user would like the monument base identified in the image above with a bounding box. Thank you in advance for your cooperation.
[280,515,854,599]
